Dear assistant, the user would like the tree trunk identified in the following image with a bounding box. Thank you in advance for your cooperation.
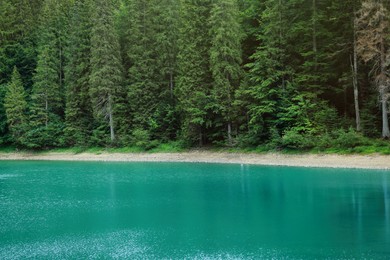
[199,128,203,147]
[108,95,115,142]
[45,95,48,128]
[227,122,232,146]
[380,34,390,138]
[380,86,390,138]
[352,6,361,131]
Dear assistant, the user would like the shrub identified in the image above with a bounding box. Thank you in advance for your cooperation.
[331,128,369,149]
[131,128,159,150]
[281,128,315,149]
[266,127,283,149]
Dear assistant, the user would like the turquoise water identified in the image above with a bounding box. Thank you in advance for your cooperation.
[0,161,389,259]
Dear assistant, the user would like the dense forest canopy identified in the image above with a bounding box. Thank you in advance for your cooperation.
[1,0,390,150]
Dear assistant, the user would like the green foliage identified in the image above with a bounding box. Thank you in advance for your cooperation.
[209,0,242,143]
[21,121,65,149]
[281,128,315,150]
[130,128,159,150]
[1,0,390,152]
[176,0,213,145]
[0,85,8,144]
[64,0,94,147]
[118,0,179,139]
[26,0,69,149]
[4,67,28,145]
[89,0,125,143]
[280,127,371,152]
[328,128,370,149]
[90,124,110,147]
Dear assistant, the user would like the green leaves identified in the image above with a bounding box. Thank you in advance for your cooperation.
[89,0,126,144]
[64,0,94,146]
[209,0,242,143]
[4,67,28,144]
[0,0,388,149]
[176,0,213,145]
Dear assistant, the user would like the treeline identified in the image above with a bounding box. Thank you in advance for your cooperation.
[1,0,390,150]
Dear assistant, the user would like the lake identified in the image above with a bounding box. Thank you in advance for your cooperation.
[0,161,389,259]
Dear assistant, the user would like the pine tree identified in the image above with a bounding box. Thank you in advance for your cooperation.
[278,0,338,135]
[4,67,28,144]
[119,0,158,131]
[64,0,94,146]
[0,0,44,144]
[27,0,69,148]
[90,0,124,144]
[176,0,213,145]
[152,0,180,100]
[209,0,242,145]
[118,0,179,142]
[240,0,292,144]
[356,0,390,138]
[148,0,180,141]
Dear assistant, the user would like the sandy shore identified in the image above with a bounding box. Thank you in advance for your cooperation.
[1,151,390,170]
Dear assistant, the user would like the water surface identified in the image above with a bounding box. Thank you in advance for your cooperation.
[0,161,389,259]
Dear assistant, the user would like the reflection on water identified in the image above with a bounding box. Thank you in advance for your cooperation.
[0,161,389,259]
[384,174,390,242]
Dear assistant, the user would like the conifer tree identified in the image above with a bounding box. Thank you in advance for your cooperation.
[152,0,180,100]
[64,0,94,146]
[90,0,124,143]
[176,0,213,145]
[287,0,336,131]
[241,0,291,143]
[356,0,390,138]
[209,0,242,144]
[148,0,180,141]
[4,67,28,144]
[119,0,158,130]
[0,0,44,143]
[27,0,69,148]
[118,0,179,142]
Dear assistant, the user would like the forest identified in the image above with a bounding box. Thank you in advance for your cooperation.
[1,0,390,152]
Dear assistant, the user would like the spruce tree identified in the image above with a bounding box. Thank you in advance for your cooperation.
[0,0,44,144]
[118,0,179,142]
[241,0,292,144]
[89,0,124,144]
[356,0,390,138]
[149,0,180,141]
[4,67,28,144]
[209,0,242,145]
[27,0,69,148]
[119,0,158,131]
[176,0,213,145]
[64,0,94,146]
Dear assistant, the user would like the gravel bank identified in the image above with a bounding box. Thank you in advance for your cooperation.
[1,151,390,170]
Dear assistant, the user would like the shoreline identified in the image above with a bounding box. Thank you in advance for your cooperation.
[1,151,390,170]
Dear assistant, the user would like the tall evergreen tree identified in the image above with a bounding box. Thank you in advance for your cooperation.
[90,0,124,143]
[0,0,44,144]
[119,0,159,131]
[176,0,213,145]
[356,0,390,138]
[27,0,69,148]
[64,0,94,146]
[240,0,292,144]
[209,0,242,144]
[148,0,181,141]
[118,0,179,141]
[4,67,28,144]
